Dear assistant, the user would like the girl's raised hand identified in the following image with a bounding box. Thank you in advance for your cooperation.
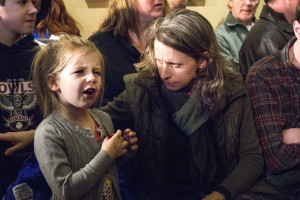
[102,130,128,159]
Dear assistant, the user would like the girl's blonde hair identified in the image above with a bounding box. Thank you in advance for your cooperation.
[32,34,105,118]
[99,0,170,39]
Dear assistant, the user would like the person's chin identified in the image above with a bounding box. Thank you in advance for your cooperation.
[152,9,164,17]
[22,29,35,35]
[240,17,252,24]
[241,13,253,19]
[165,85,180,91]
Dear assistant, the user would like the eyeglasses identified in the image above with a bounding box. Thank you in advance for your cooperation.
[237,0,259,3]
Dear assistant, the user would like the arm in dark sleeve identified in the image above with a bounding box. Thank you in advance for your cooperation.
[219,91,264,198]
[101,90,134,132]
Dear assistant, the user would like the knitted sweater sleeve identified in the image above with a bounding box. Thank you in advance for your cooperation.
[34,117,113,200]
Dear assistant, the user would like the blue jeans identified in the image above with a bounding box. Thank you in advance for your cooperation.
[266,167,300,198]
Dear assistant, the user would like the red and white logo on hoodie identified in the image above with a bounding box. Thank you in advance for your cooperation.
[0,78,37,131]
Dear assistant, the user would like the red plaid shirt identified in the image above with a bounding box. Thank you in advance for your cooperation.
[246,37,300,173]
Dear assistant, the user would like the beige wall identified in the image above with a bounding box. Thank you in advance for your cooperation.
[64,0,265,39]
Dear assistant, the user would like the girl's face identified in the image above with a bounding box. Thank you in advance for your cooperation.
[136,0,164,25]
[154,40,206,91]
[0,0,38,38]
[50,51,103,112]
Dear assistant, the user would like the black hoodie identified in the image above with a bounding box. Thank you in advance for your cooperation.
[0,35,43,198]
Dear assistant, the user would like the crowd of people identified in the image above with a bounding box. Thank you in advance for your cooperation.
[0,0,300,199]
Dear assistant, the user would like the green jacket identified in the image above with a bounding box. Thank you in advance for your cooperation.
[215,12,254,72]
[102,71,263,199]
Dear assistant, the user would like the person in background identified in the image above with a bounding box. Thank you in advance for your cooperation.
[33,0,50,38]
[89,0,169,105]
[34,0,81,39]
[32,35,138,200]
[0,0,42,198]
[167,0,187,10]
[246,2,300,199]
[101,9,273,200]
[215,0,259,72]
[239,0,298,79]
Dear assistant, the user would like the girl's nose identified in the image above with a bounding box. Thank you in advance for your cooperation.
[86,73,96,83]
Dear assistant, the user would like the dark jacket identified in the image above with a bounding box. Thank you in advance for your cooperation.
[239,5,294,80]
[102,71,264,199]
[0,35,43,198]
[88,31,141,105]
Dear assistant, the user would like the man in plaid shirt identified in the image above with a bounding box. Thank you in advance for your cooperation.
[246,2,300,198]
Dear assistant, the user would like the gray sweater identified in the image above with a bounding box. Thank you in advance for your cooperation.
[34,109,121,200]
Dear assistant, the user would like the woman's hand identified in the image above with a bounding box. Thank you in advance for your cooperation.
[123,128,138,158]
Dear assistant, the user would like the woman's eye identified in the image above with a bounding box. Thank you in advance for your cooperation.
[172,63,180,68]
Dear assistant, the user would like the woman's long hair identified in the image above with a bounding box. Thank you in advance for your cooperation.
[35,0,81,37]
[98,0,170,40]
[136,9,238,115]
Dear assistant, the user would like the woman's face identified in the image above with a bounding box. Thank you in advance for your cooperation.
[136,0,164,25]
[154,40,206,91]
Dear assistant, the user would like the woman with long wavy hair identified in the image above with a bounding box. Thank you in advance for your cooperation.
[89,0,170,105]
[35,0,81,38]
[101,9,270,200]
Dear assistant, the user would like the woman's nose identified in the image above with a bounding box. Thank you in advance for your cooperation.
[159,63,171,80]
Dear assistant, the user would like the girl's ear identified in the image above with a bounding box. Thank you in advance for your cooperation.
[294,21,300,39]
[47,74,60,92]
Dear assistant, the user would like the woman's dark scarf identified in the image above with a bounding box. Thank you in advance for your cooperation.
[161,84,218,189]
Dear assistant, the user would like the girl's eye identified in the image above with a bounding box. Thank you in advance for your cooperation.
[156,59,162,64]
[74,70,84,74]
[94,71,101,75]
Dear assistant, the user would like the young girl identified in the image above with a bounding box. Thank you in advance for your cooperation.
[32,35,137,200]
